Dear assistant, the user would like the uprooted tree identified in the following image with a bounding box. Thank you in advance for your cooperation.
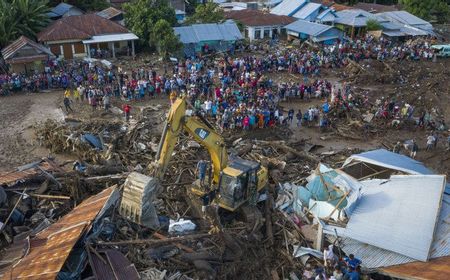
[123,0,177,48]
[151,19,182,58]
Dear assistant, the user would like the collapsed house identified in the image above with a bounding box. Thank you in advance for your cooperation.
[278,148,450,278]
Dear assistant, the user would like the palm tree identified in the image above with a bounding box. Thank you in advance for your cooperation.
[0,0,50,48]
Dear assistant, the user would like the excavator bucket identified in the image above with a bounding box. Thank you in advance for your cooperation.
[119,172,160,229]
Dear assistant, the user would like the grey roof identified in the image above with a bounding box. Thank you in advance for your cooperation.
[344,175,446,262]
[271,0,306,16]
[334,9,377,27]
[377,11,432,30]
[292,2,322,19]
[328,193,450,269]
[342,149,449,194]
[285,19,332,36]
[173,23,243,44]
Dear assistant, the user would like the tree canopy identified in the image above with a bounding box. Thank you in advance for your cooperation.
[185,2,225,24]
[366,19,382,31]
[0,0,50,48]
[400,0,450,22]
[123,0,177,48]
[151,19,182,58]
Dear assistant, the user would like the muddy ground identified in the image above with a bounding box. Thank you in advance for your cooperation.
[0,58,449,178]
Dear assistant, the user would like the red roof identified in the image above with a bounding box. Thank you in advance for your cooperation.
[37,14,129,42]
[225,9,296,27]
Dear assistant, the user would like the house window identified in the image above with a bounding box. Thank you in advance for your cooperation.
[254,29,261,39]
[264,29,270,38]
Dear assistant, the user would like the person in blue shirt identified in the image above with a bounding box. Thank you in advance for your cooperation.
[343,265,360,280]
[344,254,361,268]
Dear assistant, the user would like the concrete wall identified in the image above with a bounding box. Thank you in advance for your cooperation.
[246,25,283,42]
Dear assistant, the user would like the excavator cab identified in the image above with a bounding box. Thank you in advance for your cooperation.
[217,157,265,211]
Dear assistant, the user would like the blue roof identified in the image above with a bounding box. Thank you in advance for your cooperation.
[377,11,431,28]
[173,22,243,44]
[316,8,337,21]
[50,3,75,16]
[334,9,377,27]
[271,0,307,16]
[292,2,322,20]
[285,19,332,36]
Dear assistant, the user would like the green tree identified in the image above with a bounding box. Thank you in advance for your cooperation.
[0,0,50,48]
[399,0,450,22]
[151,19,182,58]
[185,2,224,24]
[123,0,176,47]
[366,19,382,31]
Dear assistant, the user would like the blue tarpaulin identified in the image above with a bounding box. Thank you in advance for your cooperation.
[81,134,103,150]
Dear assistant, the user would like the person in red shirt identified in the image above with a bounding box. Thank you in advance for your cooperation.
[123,104,131,122]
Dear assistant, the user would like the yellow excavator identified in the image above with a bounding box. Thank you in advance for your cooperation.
[152,97,268,212]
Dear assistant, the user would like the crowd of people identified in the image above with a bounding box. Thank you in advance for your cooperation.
[0,35,444,143]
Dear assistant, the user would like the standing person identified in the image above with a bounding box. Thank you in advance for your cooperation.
[63,96,74,113]
[426,134,435,151]
[123,103,131,122]
[103,94,110,111]
[296,109,302,128]
[324,245,337,268]
[288,109,294,124]
[393,141,401,153]
[410,139,418,158]
[196,159,207,187]
[344,254,362,269]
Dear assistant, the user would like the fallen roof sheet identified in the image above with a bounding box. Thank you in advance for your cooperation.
[88,249,139,280]
[0,186,117,280]
[344,175,446,261]
[380,256,450,280]
[0,159,55,186]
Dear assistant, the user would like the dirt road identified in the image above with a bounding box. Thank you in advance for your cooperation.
[0,91,64,171]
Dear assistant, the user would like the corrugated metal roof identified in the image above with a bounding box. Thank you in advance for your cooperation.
[271,0,307,16]
[334,9,376,27]
[343,149,434,175]
[38,14,130,42]
[49,3,77,17]
[82,33,138,44]
[96,7,123,20]
[327,193,449,270]
[0,186,117,279]
[380,256,450,280]
[285,19,332,36]
[173,23,243,45]
[344,175,446,262]
[292,2,322,19]
[0,160,54,186]
[1,36,54,62]
[317,8,336,20]
[377,11,432,29]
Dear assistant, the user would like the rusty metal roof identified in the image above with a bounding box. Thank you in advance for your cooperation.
[0,186,116,280]
[96,7,123,20]
[225,10,296,27]
[0,159,55,187]
[88,249,139,280]
[380,256,450,280]
[1,36,54,62]
[37,14,130,42]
